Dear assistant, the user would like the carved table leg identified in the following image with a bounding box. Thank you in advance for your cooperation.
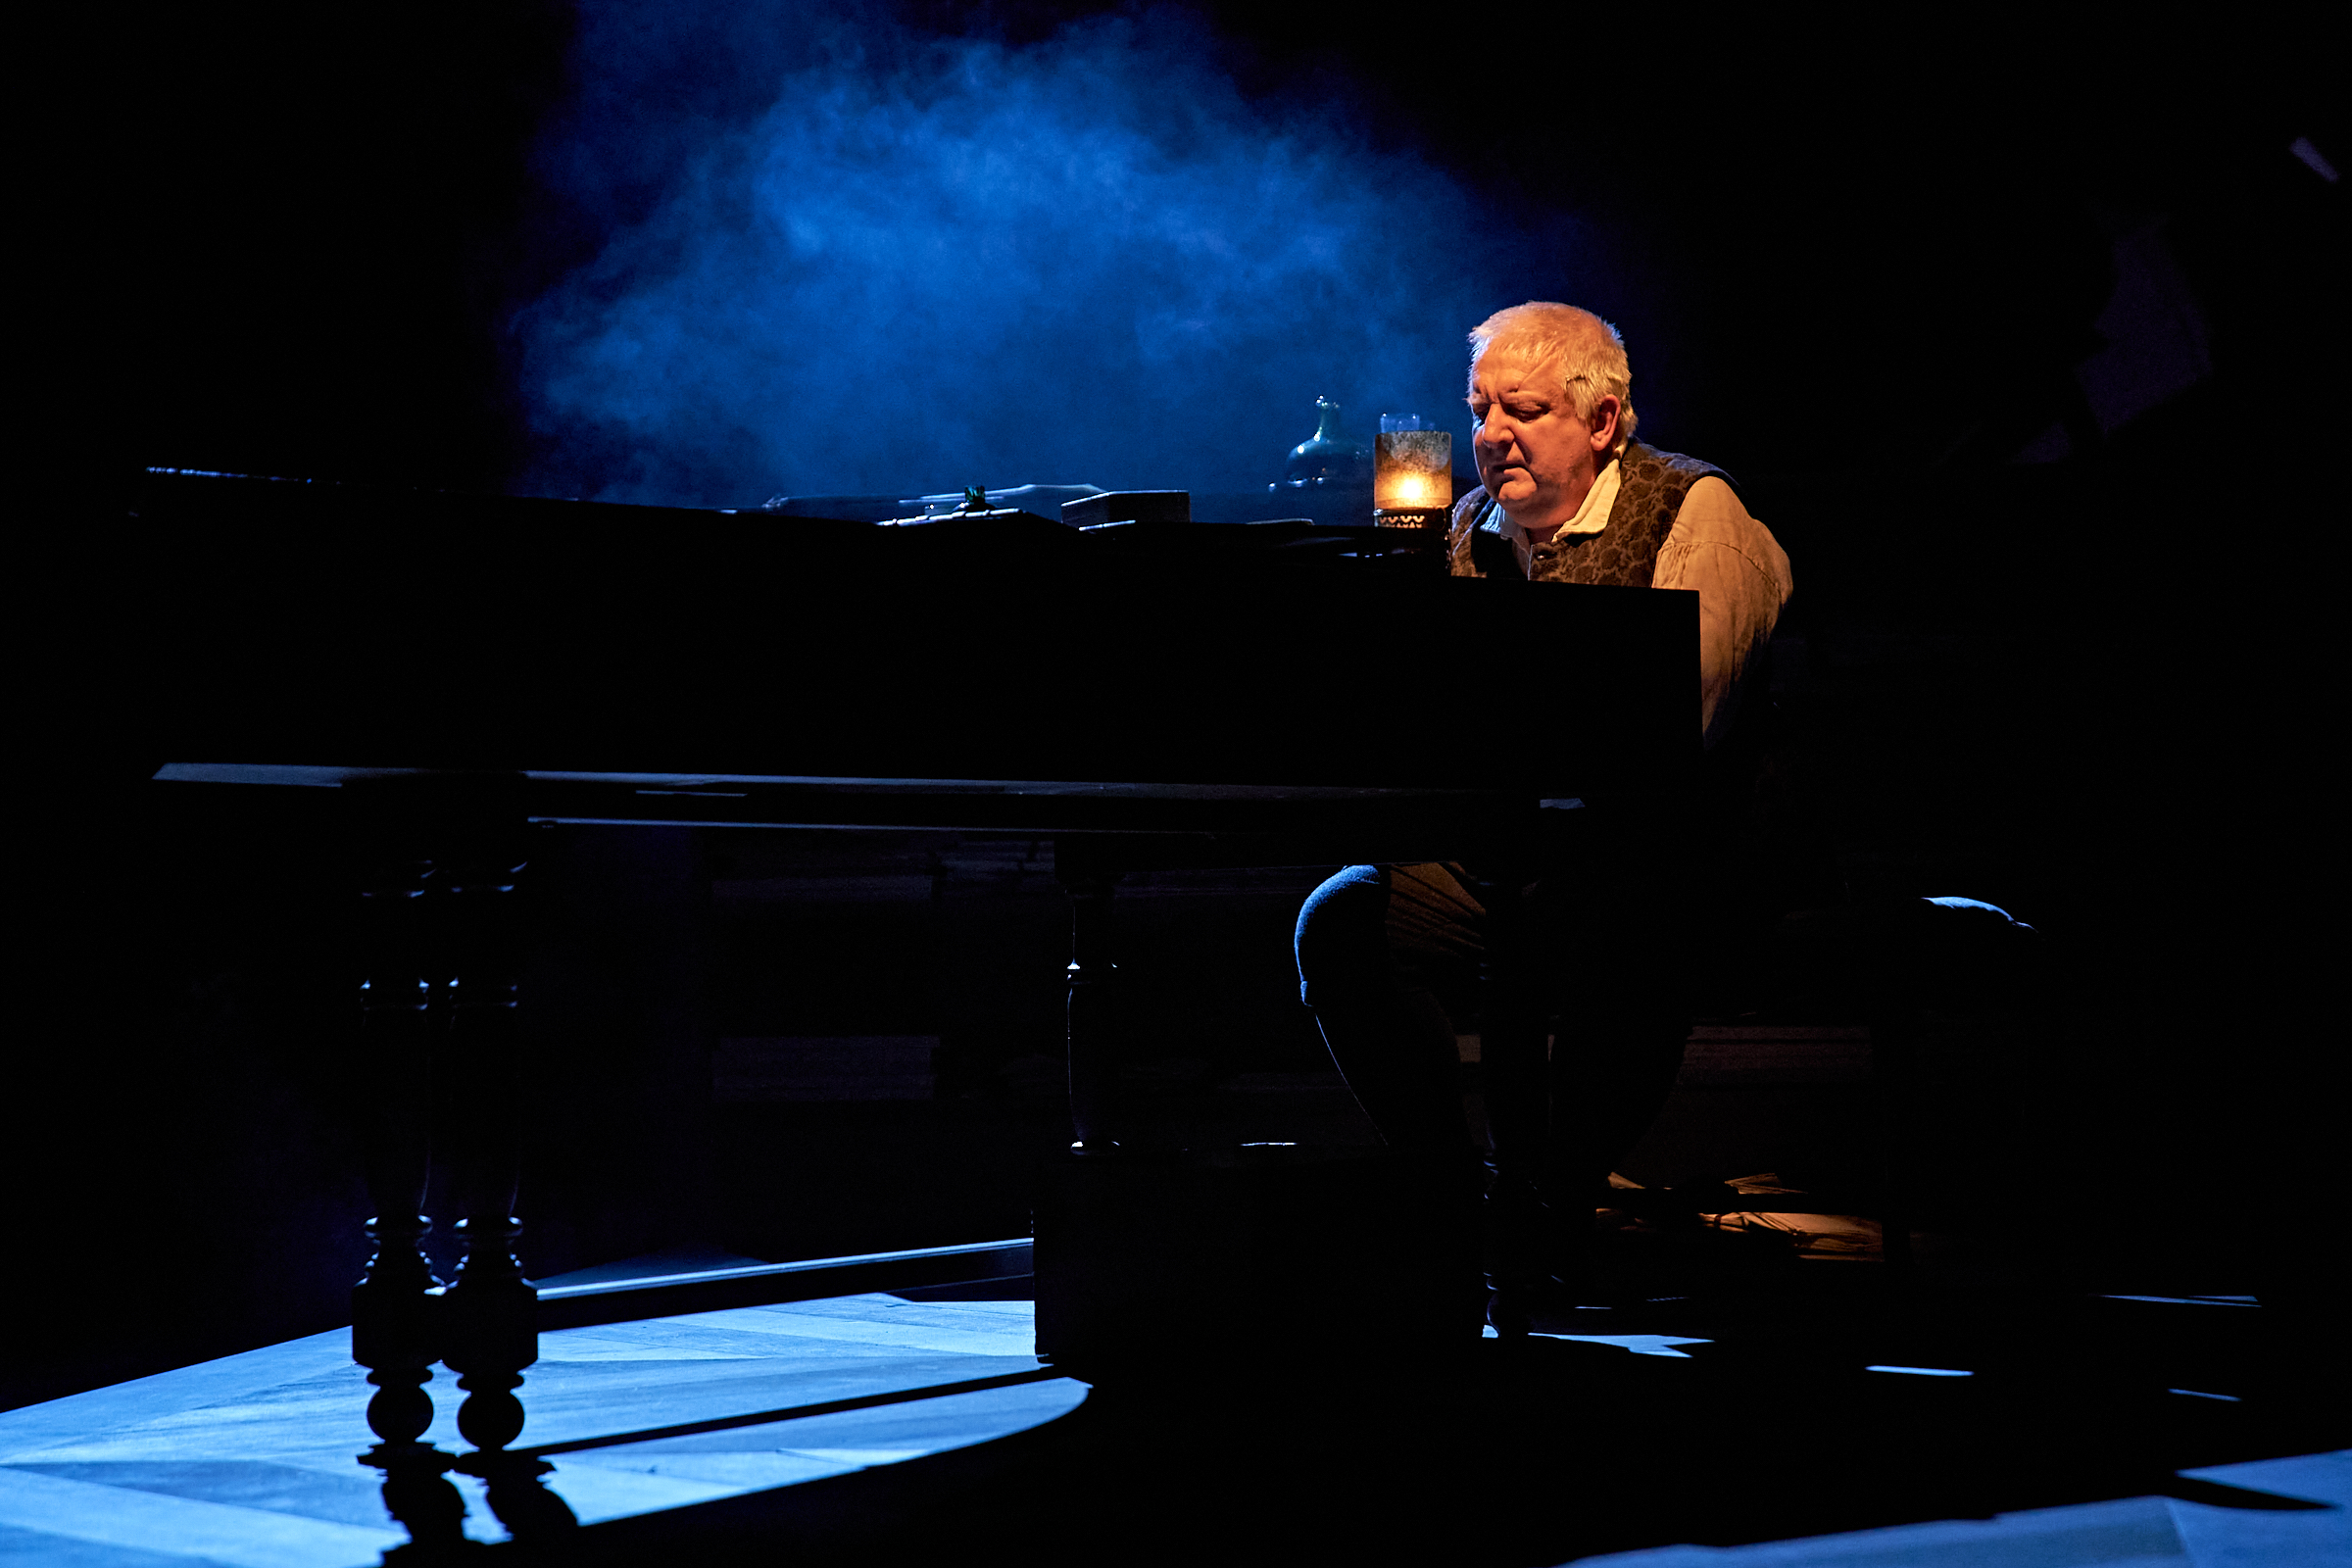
[350,786,571,1546]
[435,822,576,1542]
[437,819,573,1537]
[351,831,470,1550]
[352,836,441,1446]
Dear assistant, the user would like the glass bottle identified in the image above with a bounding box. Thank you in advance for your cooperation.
[1279,397,1371,488]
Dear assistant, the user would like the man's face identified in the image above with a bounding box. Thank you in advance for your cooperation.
[1469,348,1599,527]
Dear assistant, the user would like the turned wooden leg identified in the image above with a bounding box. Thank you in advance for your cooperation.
[1058,851,1124,1155]
[438,827,535,1439]
[350,829,475,1554]
[437,821,573,1535]
[352,840,443,1451]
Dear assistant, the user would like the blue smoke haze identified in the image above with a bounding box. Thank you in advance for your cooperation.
[511,5,1611,508]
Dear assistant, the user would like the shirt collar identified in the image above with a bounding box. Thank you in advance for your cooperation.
[1490,460,1622,564]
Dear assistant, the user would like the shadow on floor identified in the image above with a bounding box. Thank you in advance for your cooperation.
[491,1263,2347,1567]
[4,1246,2342,1568]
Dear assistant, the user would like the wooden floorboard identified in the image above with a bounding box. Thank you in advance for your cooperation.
[2,1251,2344,1566]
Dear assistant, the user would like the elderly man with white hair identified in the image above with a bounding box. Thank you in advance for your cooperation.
[1294,302,1792,1334]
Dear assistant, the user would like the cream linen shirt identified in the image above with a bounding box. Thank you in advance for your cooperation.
[1495,461,1793,750]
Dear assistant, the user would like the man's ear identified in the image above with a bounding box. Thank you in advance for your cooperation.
[1589,395,1622,453]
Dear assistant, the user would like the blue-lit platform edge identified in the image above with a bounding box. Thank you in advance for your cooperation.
[1567,1450,2352,1568]
[0,1290,1087,1563]
[537,1237,1032,1329]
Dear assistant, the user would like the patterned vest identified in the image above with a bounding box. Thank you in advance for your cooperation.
[1446,442,1735,585]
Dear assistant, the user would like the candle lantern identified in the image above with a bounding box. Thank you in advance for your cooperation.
[1374,414,1451,530]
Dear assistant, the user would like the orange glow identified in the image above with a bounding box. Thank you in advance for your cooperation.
[1374,430,1451,513]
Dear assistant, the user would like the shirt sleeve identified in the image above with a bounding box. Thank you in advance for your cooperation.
[1650,476,1793,750]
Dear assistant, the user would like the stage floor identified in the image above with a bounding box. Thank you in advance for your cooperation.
[2,1262,2344,1566]
[0,1285,1083,1563]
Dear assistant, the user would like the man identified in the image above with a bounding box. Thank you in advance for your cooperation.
[1294,303,1791,1330]
[1453,302,1789,742]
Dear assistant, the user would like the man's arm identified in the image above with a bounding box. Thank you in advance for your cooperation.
[1650,476,1793,749]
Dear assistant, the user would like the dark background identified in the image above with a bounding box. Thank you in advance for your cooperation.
[20,4,2341,1408]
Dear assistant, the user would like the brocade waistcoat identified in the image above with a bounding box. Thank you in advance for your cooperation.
[1446,442,1736,586]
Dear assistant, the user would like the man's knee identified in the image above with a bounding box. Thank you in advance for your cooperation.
[1294,864,1388,1008]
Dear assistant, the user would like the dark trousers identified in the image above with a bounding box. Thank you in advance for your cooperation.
[1293,812,1697,1208]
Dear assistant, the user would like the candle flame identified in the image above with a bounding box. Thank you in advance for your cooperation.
[1375,431,1451,511]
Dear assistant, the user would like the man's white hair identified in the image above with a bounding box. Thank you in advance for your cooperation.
[1468,302,1639,450]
